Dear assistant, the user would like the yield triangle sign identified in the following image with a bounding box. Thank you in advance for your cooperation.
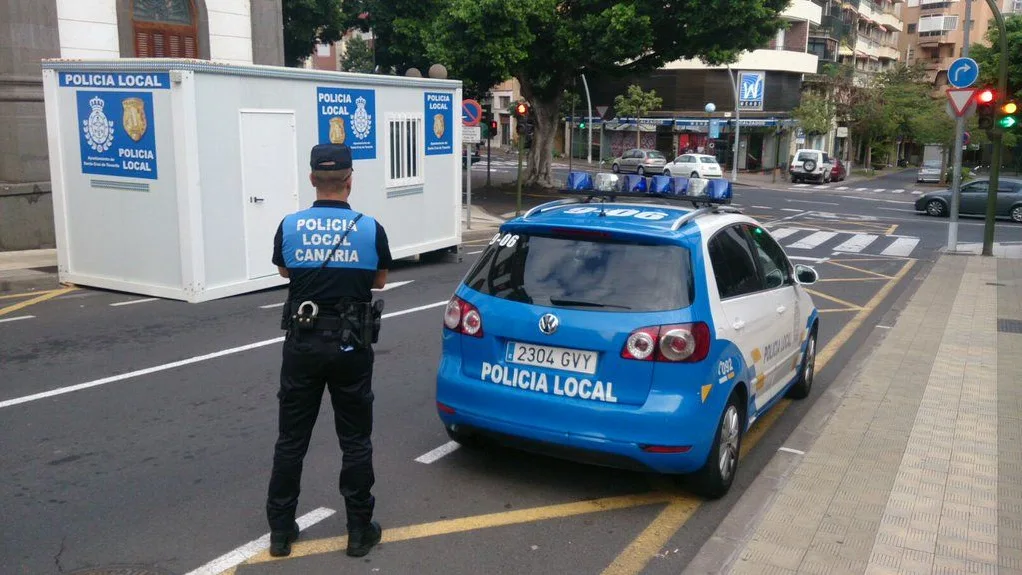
[947,88,976,117]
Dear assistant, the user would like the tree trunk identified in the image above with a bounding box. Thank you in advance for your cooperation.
[524,97,561,188]
[636,125,641,149]
[865,144,873,173]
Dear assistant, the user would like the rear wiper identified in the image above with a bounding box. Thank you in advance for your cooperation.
[549,298,632,310]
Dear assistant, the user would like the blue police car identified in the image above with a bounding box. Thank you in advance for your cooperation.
[435,172,820,498]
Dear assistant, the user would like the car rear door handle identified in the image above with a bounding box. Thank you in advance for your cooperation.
[776,305,787,314]
[732,319,745,330]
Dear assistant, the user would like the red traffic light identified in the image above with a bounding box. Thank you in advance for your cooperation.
[515,102,528,116]
[489,120,498,131]
[977,89,995,104]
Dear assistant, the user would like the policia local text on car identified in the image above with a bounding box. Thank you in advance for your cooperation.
[265,143,392,558]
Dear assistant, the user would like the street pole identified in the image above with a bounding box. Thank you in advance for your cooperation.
[581,73,593,164]
[727,65,741,182]
[466,142,472,229]
[487,135,491,186]
[570,77,576,173]
[947,0,972,252]
[516,134,524,216]
[982,0,1008,256]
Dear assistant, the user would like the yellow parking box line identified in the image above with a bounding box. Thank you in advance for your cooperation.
[886,224,898,235]
[244,492,675,565]
[823,260,894,279]
[818,277,887,283]
[818,308,861,313]
[600,500,699,575]
[0,289,61,301]
[805,289,862,311]
[0,286,75,317]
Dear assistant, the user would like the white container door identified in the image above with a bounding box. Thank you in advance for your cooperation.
[239,110,299,279]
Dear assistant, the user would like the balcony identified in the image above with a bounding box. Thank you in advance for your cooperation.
[877,44,901,60]
[921,56,954,70]
[782,0,823,25]
[810,15,853,41]
[663,49,819,74]
[876,11,904,32]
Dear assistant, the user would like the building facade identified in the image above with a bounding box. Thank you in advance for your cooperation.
[1,0,284,251]
[809,0,905,78]
[898,0,1003,87]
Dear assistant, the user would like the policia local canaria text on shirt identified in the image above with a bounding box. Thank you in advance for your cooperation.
[264,143,392,559]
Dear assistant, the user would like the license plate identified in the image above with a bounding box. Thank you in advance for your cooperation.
[505,342,598,375]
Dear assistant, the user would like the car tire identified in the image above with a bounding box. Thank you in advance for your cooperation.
[786,327,817,400]
[637,166,645,176]
[1012,205,1022,223]
[691,391,744,499]
[612,163,620,173]
[663,169,672,176]
[691,171,700,179]
[925,199,948,217]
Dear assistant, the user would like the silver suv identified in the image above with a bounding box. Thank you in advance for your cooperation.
[789,149,833,184]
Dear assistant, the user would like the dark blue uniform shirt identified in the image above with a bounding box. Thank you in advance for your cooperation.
[272,199,392,305]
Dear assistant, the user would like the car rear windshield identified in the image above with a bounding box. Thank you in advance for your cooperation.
[463,233,693,312]
[796,152,818,162]
[646,150,665,159]
[699,157,718,164]
[922,160,941,168]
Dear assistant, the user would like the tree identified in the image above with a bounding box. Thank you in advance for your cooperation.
[613,85,663,148]
[972,14,1022,99]
[282,0,363,67]
[341,35,376,73]
[792,91,834,136]
[363,0,790,186]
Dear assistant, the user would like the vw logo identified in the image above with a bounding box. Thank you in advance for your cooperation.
[538,314,559,335]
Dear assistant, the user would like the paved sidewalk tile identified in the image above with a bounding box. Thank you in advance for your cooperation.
[723,253,1022,575]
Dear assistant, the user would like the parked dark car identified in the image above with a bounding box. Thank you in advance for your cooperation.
[914,178,1022,223]
[830,159,847,182]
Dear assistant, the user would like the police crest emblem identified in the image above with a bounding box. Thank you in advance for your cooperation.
[351,96,372,140]
[329,116,346,144]
[122,97,148,142]
[82,95,115,153]
[433,113,445,139]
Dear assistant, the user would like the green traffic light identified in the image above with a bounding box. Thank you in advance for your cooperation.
[998,116,1017,129]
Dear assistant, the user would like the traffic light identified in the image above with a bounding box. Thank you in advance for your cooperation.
[998,100,1018,129]
[977,87,996,130]
[579,119,586,130]
[515,102,529,117]
[489,119,498,134]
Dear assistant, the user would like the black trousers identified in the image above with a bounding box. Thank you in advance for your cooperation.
[266,330,375,532]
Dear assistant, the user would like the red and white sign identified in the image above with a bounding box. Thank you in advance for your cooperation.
[947,88,977,117]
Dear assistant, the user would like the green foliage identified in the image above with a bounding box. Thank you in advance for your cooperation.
[792,92,834,135]
[282,0,361,67]
[340,35,376,73]
[361,0,791,184]
[614,85,663,147]
[972,14,1022,98]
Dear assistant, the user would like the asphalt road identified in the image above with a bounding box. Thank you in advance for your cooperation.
[3,176,1021,575]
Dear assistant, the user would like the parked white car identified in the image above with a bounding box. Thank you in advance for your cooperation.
[788,149,834,184]
[664,153,724,179]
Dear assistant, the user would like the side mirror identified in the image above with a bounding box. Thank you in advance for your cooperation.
[795,264,819,285]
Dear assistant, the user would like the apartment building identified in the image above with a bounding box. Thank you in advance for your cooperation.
[809,0,905,77]
[898,0,1005,87]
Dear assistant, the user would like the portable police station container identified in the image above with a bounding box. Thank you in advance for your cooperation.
[40,59,463,302]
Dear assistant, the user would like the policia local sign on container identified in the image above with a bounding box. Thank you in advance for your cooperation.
[60,72,166,180]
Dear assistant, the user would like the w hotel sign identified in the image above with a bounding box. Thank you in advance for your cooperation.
[738,71,765,111]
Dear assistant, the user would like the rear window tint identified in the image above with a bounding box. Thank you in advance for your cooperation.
[796,152,818,162]
[647,150,665,159]
[699,157,718,164]
[463,233,693,312]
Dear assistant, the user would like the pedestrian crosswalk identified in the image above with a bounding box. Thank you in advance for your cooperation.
[790,183,925,196]
[766,226,921,257]
[470,160,521,170]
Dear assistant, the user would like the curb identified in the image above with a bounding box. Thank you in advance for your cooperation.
[681,257,932,575]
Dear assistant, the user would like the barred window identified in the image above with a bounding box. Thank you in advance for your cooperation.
[133,0,199,58]
[386,114,424,187]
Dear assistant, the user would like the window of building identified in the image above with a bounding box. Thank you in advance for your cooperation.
[132,0,199,58]
[775,27,786,50]
[907,23,917,34]
[316,43,331,57]
[386,114,424,188]
[944,15,959,30]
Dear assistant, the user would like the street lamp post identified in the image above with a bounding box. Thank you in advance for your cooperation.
[704,103,715,158]
[726,65,741,182]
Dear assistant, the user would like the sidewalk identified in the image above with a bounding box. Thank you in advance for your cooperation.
[684,253,1022,575]
[731,170,878,190]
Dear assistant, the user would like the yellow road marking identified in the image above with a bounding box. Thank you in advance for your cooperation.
[244,492,675,566]
[823,260,894,279]
[818,308,861,313]
[0,289,61,301]
[886,224,899,234]
[805,288,863,311]
[827,256,914,263]
[231,259,918,575]
[818,277,887,283]
[599,501,698,575]
[0,286,75,317]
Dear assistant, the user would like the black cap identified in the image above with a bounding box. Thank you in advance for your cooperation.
[310,143,353,171]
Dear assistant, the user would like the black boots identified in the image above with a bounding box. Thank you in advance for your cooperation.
[346,521,382,557]
[269,521,300,557]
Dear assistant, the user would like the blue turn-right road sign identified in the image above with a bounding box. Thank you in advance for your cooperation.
[948,57,979,88]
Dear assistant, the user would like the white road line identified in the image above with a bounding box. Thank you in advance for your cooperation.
[374,280,415,292]
[813,185,828,189]
[780,208,803,213]
[872,188,886,193]
[793,183,810,188]
[877,325,892,329]
[855,187,869,192]
[881,237,920,257]
[415,440,462,464]
[0,300,450,410]
[778,447,806,456]
[110,297,159,307]
[787,231,839,249]
[789,256,830,263]
[467,250,483,255]
[184,507,335,575]
[752,205,771,209]
[768,227,803,240]
[0,315,35,324]
[259,302,285,309]
[835,186,849,190]
[892,189,905,194]
[833,234,879,253]
[912,191,923,195]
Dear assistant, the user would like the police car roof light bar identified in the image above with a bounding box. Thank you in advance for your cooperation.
[561,171,733,207]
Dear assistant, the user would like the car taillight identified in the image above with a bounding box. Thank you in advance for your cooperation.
[444,296,483,337]
[621,323,710,363]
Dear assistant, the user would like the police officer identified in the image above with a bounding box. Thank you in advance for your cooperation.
[265,143,391,558]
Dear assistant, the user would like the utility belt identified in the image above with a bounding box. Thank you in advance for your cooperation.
[282,298,384,348]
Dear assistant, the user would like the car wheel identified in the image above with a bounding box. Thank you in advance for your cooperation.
[663,169,672,176]
[691,391,744,499]
[690,171,700,179]
[637,166,645,176]
[786,328,817,400]
[926,199,948,217]
[612,163,620,173]
[1012,205,1022,223]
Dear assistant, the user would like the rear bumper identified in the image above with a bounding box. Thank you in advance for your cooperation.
[435,355,719,475]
